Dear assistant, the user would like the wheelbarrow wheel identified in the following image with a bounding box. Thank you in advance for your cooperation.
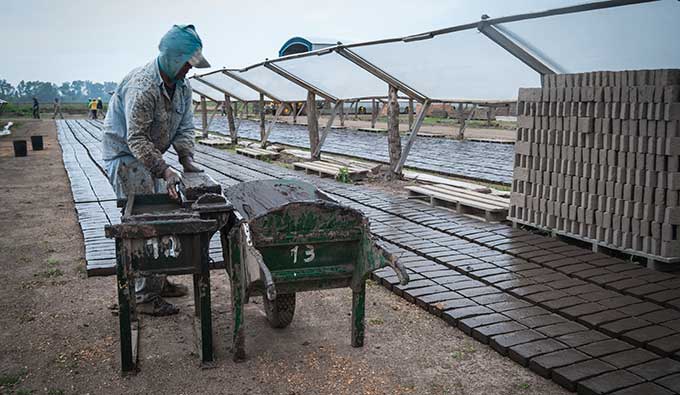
[264,293,296,329]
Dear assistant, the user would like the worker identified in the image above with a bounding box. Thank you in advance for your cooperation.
[89,98,98,119]
[32,97,40,119]
[101,24,210,316]
[52,97,64,119]
[96,97,103,119]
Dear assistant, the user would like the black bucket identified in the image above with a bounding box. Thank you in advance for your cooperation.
[31,135,44,150]
[13,140,27,157]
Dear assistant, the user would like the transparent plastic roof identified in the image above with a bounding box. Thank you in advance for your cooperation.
[497,0,680,73]
[189,79,224,102]
[199,72,261,102]
[351,28,541,100]
[190,1,673,103]
[234,66,308,102]
[273,52,389,100]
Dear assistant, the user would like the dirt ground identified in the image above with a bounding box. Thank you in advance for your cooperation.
[0,120,566,395]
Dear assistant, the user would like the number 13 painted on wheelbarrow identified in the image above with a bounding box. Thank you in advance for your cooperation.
[290,245,315,264]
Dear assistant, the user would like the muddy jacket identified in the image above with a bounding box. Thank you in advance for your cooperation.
[102,59,195,179]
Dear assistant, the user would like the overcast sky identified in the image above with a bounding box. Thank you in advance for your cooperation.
[2,0,589,86]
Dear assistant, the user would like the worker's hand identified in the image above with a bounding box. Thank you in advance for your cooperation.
[163,167,183,200]
[180,155,203,173]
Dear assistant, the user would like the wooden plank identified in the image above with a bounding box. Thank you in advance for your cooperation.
[405,186,507,213]
[417,184,510,206]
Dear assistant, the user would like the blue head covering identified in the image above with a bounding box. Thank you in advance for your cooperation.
[157,24,205,81]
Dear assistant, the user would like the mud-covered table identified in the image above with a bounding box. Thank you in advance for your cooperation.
[105,173,234,373]
[224,179,409,360]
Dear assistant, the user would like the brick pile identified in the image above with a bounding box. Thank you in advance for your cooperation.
[509,69,680,261]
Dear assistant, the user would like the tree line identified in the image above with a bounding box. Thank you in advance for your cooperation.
[0,79,118,103]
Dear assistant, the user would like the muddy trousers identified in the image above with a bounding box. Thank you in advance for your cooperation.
[135,274,167,303]
[105,154,169,304]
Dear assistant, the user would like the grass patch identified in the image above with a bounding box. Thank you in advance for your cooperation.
[47,389,65,395]
[335,167,352,184]
[0,368,28,387]
[46,258,61,266]
[35,268,63,278]
[450,344,478,360]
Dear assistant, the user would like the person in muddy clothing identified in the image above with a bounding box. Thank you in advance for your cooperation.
[32,97,40,119]
[101,24,210,316]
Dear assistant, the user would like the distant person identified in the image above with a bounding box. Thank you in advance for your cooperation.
[32,97,40,119]
[96,97,103,119]
[89,98,98,119]
[101,24,210,316]
[52,97,64,119]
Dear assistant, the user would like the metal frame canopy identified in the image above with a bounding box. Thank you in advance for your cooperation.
[190,0,673,105]
[187,0,675,173]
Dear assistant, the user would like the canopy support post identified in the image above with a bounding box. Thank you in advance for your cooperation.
[313,100,343,158]
[259,93,266,142]
[307,91,320,160]
[206,101,222,129]
[387,85,401,179]
[200,95,208,138]
[225,94,237,145]
[371,98,377,128]
[457,104,477,140]
[395,99,430,175]
[261,102,285,148]
[408,99,414,129]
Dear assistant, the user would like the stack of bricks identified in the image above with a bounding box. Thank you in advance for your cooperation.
[509,69,680,261]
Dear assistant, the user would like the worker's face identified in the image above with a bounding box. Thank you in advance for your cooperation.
[176,62,193,81]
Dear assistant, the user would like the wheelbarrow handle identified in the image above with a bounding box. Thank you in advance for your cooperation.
[373,239,410,285]
[241,223,277,301]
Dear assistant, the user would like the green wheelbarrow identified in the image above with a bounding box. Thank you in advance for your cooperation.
[223,179,409,361]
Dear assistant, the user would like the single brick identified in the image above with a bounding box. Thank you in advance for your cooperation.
[508,338,569,366]
[617,302,664,316]
[517,314,568,329]
[490,329,546,355]
[458,313,511,335]
[628,358,680,381]
[543,296,588,311]
[504,306,550,320]
[622,325,677,347]
[528,349,591,378]
[639,309,680,324]
[403,285,449,303]
[578,339,634,358]
[472,321,528,344]
[601,348,660,368]
[430,298,476,316]
[537,322,589,337]
[609,383,673,395]
[562,303,610,319]
[577,370,645,395]
[579,310,629,327]
[442,305,494,325]
[601,317,653,337]
[656,373,680,394]
[557,330,610,347]
[648,334,680,356]
[552,359,617,392]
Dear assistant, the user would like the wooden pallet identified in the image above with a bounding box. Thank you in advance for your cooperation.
[406,183,509,222]
[236,147,280,160]
[198,136,232,148]
[293,161,368,181]
[357,127,386,133]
